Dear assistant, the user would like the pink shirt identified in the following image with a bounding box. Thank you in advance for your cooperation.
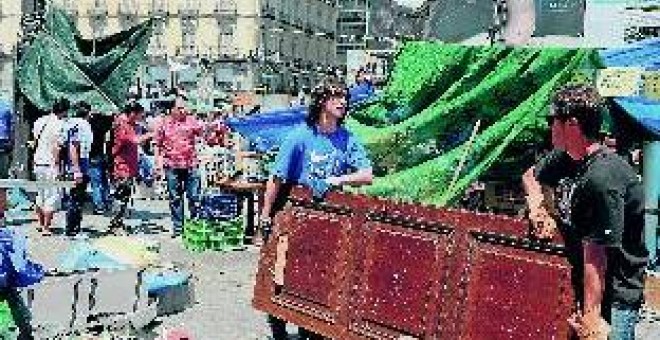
[156,115,203,169]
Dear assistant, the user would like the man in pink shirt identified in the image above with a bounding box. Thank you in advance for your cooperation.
[110,102,149,234]
[155,95,204,237]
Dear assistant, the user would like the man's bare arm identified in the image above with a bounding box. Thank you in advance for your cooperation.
[522,166,557,238]
[261,177,282,220]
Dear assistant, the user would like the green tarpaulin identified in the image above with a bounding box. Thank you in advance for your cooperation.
[18,8,153,113]
[348,41,601,206]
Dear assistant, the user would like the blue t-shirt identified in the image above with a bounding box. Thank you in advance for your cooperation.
[270,125,371,187]
[349,81,375,105]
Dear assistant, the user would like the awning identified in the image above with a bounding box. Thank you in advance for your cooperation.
[600,38,660,138]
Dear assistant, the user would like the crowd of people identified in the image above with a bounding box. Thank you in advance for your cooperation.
[0,69,649,339]
[27,92,231,239]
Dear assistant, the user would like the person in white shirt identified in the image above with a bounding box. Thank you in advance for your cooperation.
[61,101,94,236]
[32,98,68,236]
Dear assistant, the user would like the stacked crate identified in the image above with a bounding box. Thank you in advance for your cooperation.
[183,217,245,253]
[183,190,245,252]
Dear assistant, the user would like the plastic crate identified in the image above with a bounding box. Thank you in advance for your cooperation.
[207,218,245,252]
[199,190,240,221]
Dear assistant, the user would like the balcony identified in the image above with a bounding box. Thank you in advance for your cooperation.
[150,0,168,18]
[180,10,198,20]
[218,45,240,60]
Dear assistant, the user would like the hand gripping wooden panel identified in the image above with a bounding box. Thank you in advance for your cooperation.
[253,188,574,340]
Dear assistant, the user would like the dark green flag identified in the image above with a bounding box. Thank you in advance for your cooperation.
[18,8,153,113]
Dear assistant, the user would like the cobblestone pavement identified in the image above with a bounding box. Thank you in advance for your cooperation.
[7,197,660,339]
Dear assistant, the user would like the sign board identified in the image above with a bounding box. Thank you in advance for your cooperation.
[597,67,643,97]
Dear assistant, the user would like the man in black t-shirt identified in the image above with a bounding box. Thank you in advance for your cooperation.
[88,113,113,214]
[522,85,647,340]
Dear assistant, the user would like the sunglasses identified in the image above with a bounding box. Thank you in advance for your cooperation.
[313,85,347,99]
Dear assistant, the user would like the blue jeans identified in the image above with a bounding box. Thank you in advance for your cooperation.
[165,168,201,234]
[609,304,640,340]
[88,156,110,211]
[138,153,154,187]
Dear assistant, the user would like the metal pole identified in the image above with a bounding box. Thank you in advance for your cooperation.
[643,141,660,269]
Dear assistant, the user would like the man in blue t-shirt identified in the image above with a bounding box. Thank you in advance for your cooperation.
[259,77,373,340]
[348,68,375,106]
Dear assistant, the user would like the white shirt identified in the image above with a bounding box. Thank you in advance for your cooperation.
[32,114,63,166]
[61,117,94,159]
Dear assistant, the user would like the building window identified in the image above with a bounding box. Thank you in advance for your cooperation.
[119,0,139,30]
[151,0,168,17]
[218,24,237,57]
[89,0,108,39]
[180,0,199,56]
[60,0,77,16]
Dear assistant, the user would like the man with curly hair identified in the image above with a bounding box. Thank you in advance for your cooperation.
[259,77,373,339]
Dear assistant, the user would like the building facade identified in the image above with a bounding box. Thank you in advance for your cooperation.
[337,0,425,81]
[0,0,339,98]
[0,1,21,103]
[336,0,368,62]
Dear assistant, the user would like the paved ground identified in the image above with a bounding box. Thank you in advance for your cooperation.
[6,196,660,339]
[8,198,275,340]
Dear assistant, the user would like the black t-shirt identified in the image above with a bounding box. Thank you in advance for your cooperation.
[89,115,112,158]
[535,148,648,307]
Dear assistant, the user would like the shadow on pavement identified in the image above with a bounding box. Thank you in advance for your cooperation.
[129,209,171,221]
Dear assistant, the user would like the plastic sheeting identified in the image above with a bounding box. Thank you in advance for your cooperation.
[58,236,158,271]
[347,42,597,205]
[599,38,660,71]
[17,8,153,113]
[225,106,308,152]
[58,241,126,272]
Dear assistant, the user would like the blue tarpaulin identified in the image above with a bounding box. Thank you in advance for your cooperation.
[58,242,127,272]
[226,106,307,152]
[599,38,660,71]
[599,38,660,138]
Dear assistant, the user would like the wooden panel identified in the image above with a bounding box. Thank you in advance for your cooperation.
[350,221,454,339]
[282,209,343,306]
[455,235,573,340]
[253,188,574,340]
[274,207,351,322]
